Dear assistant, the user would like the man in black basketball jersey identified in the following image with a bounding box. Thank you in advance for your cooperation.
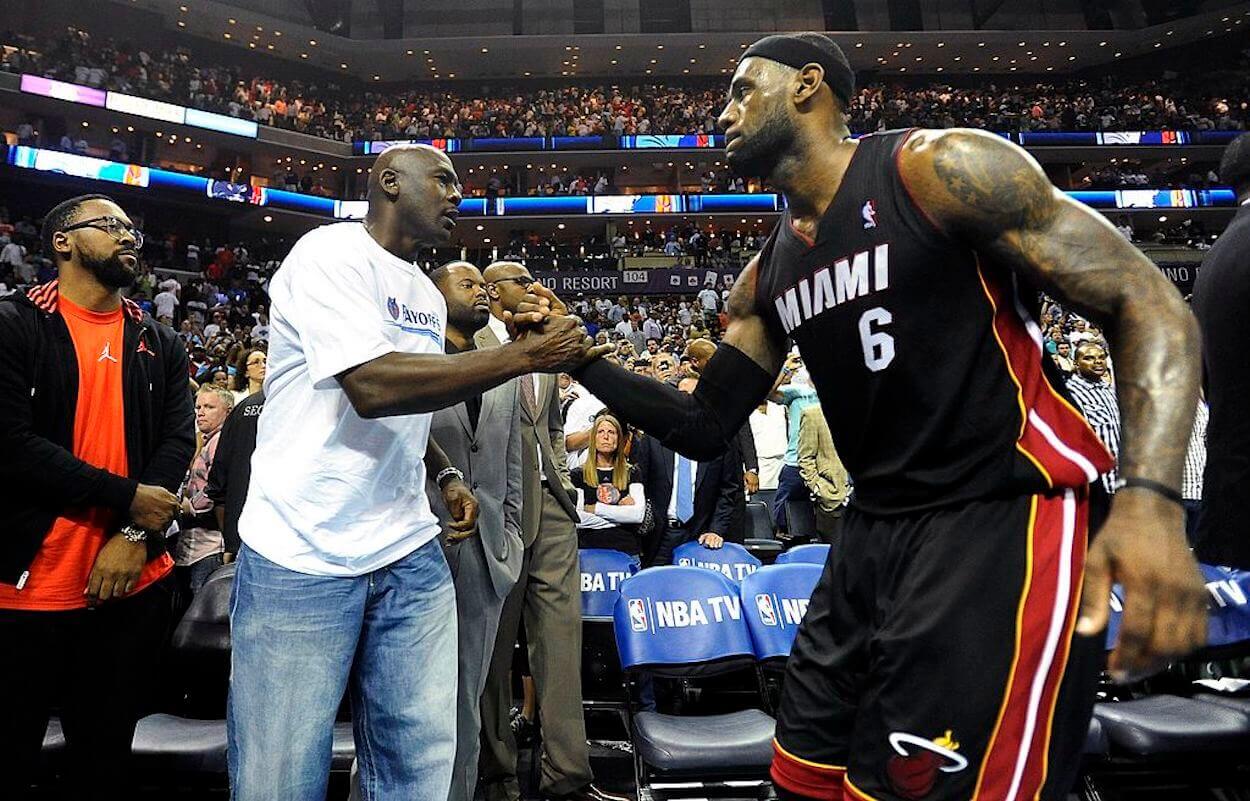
[514,33,1207,801]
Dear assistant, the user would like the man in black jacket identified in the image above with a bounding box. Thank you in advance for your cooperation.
[0,194,195,801]
[633,376,743,566]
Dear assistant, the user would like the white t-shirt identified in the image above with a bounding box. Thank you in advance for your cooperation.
[563,383,606,471]
[154,291,179,319]
[697,288,719,311]
[238,222,446,576]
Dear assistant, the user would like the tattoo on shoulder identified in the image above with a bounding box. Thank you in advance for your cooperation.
[929,132,1055,231]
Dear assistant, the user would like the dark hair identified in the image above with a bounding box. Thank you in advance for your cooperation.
[233,346,266,392]
[1074,340,1106,361]
[41,194,114,259]
[1219,132,1250,194]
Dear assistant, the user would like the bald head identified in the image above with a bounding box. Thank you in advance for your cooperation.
[368,144,451,199]
[365,143,462,255]
[483,260,534,315]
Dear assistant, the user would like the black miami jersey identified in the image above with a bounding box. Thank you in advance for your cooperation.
[754,129,1113,515]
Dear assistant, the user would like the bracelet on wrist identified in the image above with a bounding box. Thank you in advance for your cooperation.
[1113,476,1183,506]
[435,467,465,488]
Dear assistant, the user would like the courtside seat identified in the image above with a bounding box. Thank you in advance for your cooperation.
[1093,695,1250,756]
[774,543,830,566]
[131,562,235,776]
[1084,716,1109,756]
[332,721,356,771]
[740,564,823,666]
[746,502,774,540]
[130,714,228,774]
[1193,695,1250,716]
[615,567,775,797]
[672,541,762,583]
[632,708,775,773]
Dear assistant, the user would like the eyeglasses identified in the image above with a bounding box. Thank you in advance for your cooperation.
[60,216,144,249]
[490,276,535,288]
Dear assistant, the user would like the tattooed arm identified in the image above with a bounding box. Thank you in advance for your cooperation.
[899,128,1207,675]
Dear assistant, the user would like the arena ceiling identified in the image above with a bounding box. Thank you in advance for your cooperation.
[126,0,1249,82]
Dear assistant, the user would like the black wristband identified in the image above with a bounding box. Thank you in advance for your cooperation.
[1115,476,1183,505]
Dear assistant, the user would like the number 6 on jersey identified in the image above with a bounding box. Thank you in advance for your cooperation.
[858,307,895,372]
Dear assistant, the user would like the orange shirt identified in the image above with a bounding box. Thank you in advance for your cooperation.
[0,296,173,611]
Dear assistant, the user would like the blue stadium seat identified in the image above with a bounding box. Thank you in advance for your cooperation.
[672,541,762,583]
[739,564,823,664]
[579,548,640,620]
[579,549,639,709]
[774,543,830,566]
[614,567,775,797]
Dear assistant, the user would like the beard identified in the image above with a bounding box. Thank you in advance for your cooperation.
[450,305,491,336]
[725,108,796,180]
[82,250,137,289]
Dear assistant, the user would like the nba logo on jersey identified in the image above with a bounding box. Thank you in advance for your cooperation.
[628,598,648,632]
[755,593,779,626]
[862,199,878,229]
[387,297,400,320]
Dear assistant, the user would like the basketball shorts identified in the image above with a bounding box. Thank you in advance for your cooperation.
[771,488,1104,801]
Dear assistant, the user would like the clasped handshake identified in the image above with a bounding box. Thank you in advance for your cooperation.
[503,284,614,373]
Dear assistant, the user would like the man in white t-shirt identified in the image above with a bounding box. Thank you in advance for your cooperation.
[562,377,606,471]
[153,288,179,321]
[228,145,600,801]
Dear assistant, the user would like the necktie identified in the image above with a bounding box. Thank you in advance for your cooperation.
[519,374,538,419]
[675,455,694,524]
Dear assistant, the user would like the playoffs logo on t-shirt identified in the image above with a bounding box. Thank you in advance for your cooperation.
[384,297,442,345]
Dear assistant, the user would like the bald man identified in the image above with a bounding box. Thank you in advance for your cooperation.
[229,146,600,801]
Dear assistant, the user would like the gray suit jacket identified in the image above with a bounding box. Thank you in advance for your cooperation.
[426,376,524,599]
[475,323,578,546]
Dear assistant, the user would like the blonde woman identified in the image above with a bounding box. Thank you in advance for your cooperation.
[570,415,646,556]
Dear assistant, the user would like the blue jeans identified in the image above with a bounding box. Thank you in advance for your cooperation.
[772,464,810,531]
[227,538,457,801]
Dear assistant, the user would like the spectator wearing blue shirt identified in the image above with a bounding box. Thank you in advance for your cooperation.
[769,355,820,533]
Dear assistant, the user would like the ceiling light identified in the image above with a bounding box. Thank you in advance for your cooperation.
[610,60,617,65]
[341,63,348,68]
[978,42,986,46]
[81,121,88,127]
[274,30,281,36]
[248,42,255,48]
[263,215,273,223]
[1017,41,1025,46]
[223,32,232,39]
[557,223,566,230]
[266,44,274,50]
[126,126,133,132]
[481,47,489,53]
[615,45,622,50]
[698,44,706,49]
[645,69,652,74]
[1114,52,1122,57]
[937,42,945,47]
[309,39,317,45]
[227,17,236,24]
[448,73,455,77]
[657,45,664,49]
[954,56,961,61]
[476,224,484,231]
[406,50,413,55]
[855,42,863,48]
[483,238,491,244]
[177,20,185,27]
[682,69,689,73]
[523,71,531,76]
[899,67,907,72]
[1159,216,1168,222]
[300,52,308,58]
[178,4,186,9]
[1099,41,1107,46]
[374,75,380,80]
[256,25,264,31]
[690,58,696,63]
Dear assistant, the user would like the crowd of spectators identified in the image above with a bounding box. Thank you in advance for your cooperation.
[4,27,1248,146]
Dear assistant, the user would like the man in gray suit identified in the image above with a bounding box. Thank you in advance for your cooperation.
[476,262,626,801]
[428,262,525,801]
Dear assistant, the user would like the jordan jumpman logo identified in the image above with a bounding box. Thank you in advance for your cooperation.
[98,341,118,363]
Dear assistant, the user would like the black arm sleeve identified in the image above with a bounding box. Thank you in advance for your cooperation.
[575,343,774,462]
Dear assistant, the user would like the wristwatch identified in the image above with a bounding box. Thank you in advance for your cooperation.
[120,524,149,544]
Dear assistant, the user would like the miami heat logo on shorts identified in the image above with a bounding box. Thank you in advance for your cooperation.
[885,730,967,800]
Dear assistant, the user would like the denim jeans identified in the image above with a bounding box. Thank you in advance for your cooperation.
[227,538,457,801]
[772,463,810,531]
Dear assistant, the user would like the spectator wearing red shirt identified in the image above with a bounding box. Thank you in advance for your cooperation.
[0,194,194,801]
